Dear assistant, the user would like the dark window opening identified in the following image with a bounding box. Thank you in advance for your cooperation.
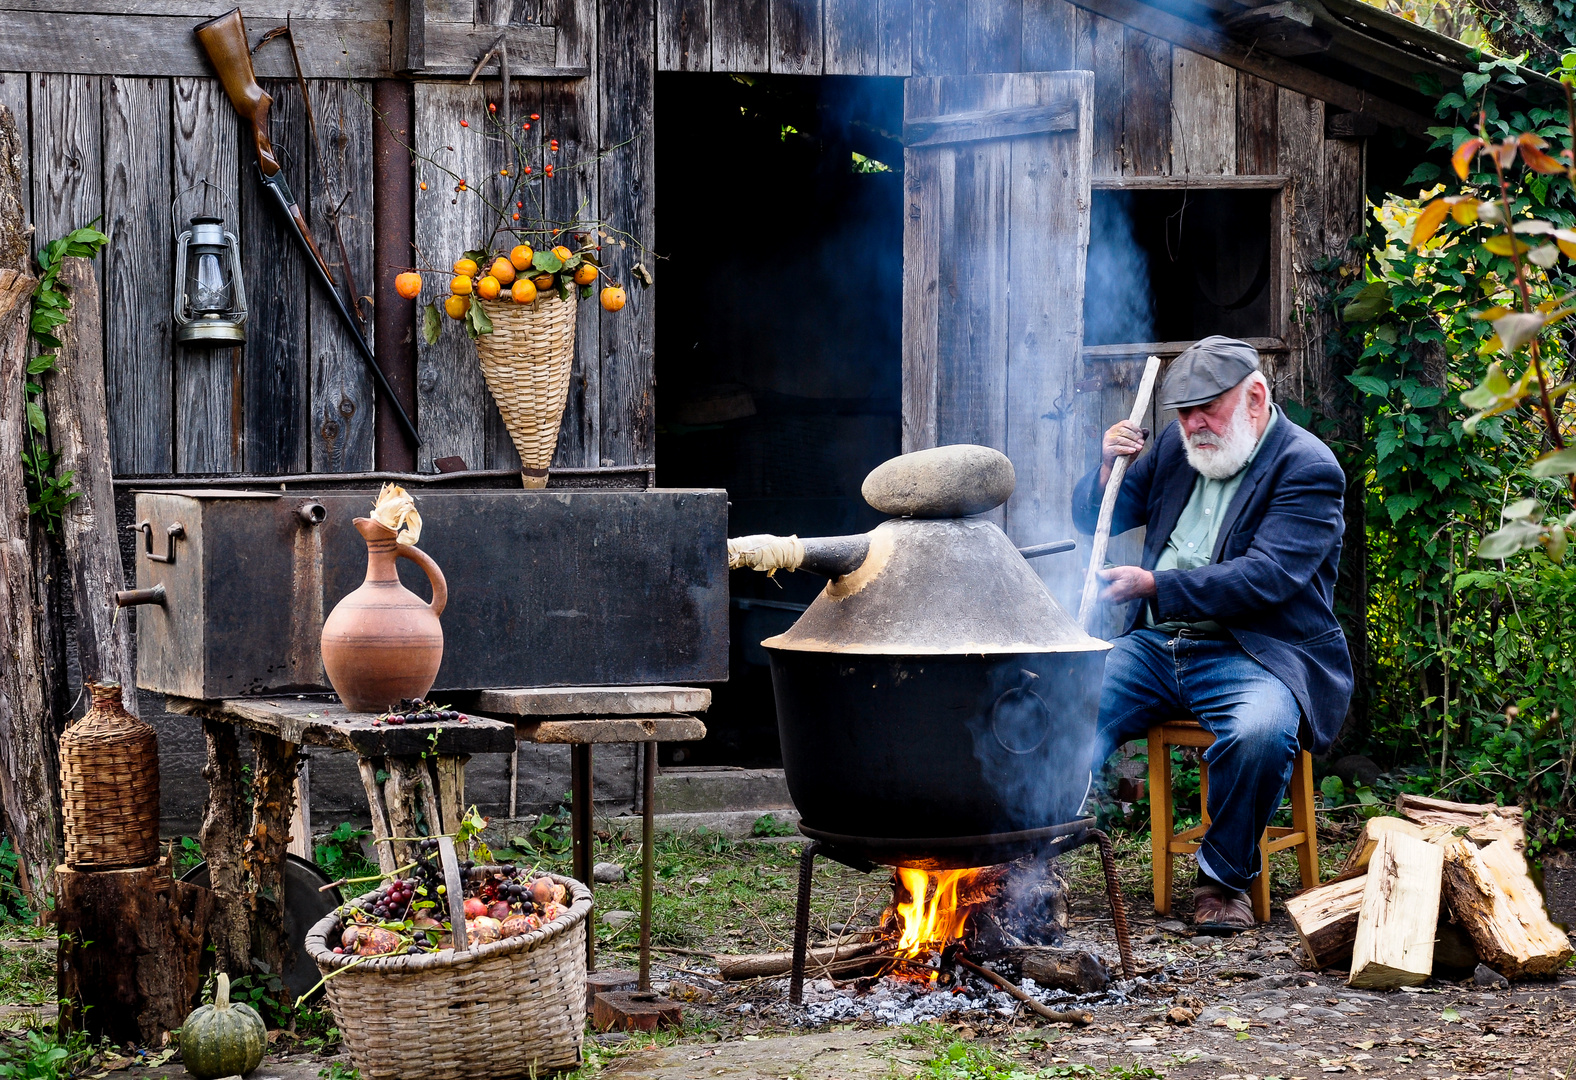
[1083,188,1275,347]
[655,72,905,768]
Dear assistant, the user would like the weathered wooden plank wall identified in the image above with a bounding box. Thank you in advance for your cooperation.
[0,0,651,480]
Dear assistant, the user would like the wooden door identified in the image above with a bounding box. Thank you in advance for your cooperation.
[901,71,1094,596]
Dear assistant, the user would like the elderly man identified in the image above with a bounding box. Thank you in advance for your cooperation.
[1071,336,1351,931]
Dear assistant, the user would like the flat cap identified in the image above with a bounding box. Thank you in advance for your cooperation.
[1159,336,1261,409]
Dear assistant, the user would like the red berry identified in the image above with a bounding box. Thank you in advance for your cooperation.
[523,123,531,130]
[460,119,469,127]
[545,165,553,177]
[488,102,497,113]
[530,113,540,120]
[513,213,520,220]
[524,166,532,174]
[517,201,523,208]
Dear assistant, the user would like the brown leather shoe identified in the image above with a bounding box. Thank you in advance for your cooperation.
[1192,884,1254,933]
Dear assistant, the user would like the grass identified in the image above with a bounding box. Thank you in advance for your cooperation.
[887,1024,1170,1080]
[0,940,52,1008]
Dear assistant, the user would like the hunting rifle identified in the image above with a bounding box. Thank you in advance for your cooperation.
[194,8,422,449]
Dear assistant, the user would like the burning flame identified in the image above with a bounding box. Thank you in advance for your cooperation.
[892,866,987,959]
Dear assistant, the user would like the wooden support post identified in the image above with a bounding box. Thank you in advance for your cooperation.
[56,863,214,1044]
[419,759,444,840]
[0,106,53,901]
[288,756,312,859]
[383,757,423,867]
[592,990,682,1033]
[248,734,300,993]
[433,754,468,836]
[1442,836,1573,979]
[1348,830,1442,989]
[358,757,397,874]
[52,257,136,702]
[509,742,519,820]
[200,718,251,977]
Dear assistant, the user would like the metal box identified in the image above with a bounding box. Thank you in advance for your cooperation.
[131,488,729,699]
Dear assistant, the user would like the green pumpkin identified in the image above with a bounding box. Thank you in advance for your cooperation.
[181,972,268,1079]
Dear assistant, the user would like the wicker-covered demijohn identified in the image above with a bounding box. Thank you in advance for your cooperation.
[475,292,578,489]
[306,870,592,1078]
[59,682,160,870]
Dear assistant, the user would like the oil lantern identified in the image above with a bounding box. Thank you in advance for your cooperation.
[172,215,247,345]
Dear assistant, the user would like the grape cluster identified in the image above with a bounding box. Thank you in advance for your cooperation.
[371,698,469,726]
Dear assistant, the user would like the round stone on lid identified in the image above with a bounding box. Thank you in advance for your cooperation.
[861,444,1016,518]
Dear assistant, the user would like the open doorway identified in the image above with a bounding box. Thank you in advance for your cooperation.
[655,72,905,767]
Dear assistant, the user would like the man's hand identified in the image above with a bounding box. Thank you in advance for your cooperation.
[1097,565,1156,604]
[1099,420,1148,486]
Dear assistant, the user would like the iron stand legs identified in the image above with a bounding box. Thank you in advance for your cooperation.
[639,740,656,990]
[788,841,821,1004]
[571,743,595,971]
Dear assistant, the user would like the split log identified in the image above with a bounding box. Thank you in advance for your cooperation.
[718,940,883,980]
[52,257,135,706]
[0,99,53,901]
[1348,829,1443,989]
[56,862,214,1043]
[1441,836,1572,979]
[1398,793,1524,844]
[592,990,682,1032]
[1336,816,1458,879]
[1286,873,1366,968]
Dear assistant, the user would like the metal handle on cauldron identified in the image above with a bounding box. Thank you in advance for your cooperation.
[1017,539,1076,560]
[728,533,870,578]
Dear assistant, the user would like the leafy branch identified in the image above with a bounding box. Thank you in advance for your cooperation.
[23,225,108,534]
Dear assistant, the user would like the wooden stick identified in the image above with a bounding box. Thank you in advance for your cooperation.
[1077,354,1163,633]
[955,955,1093,1025]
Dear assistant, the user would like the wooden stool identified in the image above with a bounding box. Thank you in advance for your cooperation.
[1147,718,1318,922]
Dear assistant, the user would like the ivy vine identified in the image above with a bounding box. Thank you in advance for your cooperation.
[24,225,107,534]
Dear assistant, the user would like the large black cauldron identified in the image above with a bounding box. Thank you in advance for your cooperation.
[729,445,1110,869]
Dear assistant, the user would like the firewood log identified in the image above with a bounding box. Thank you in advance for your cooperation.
[1286,873,1367,969]
[717,940,883,980]
[1336,816,1458,879]
[1441,836,1572,980]
[1397,794,1524,844]
[1348,830,1443,990]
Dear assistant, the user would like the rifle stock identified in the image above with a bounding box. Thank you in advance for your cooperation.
[194,9,280,175]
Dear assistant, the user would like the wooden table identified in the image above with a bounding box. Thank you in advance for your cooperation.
[167,695,517,983]
[474,685,708,987]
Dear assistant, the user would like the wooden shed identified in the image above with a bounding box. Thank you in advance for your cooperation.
[0,0,1506,803]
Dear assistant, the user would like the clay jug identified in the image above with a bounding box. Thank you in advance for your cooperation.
[321,517,447,713]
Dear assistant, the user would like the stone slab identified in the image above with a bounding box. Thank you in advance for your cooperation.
[599,1027,921,1078]
[476,685,712,716]
[654,767,792,814]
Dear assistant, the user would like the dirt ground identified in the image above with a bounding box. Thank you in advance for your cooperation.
[7,825,1576,1080]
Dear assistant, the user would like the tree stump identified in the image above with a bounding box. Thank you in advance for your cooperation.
[56,862,214,1043]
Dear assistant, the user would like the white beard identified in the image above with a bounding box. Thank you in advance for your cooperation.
[1184,397,1261,480]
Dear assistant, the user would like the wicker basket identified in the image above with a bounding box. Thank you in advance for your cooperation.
[59,682,160,870]
[475,291,578,489]
[305,869,592,1078]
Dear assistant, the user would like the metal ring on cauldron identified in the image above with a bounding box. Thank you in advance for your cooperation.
[989,684,1052,755]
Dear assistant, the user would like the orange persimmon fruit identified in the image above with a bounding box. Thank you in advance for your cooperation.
[533,273,556,291]
[511,279,537,303]
[444,295,470,319]
[551,245,573,261]
[489,257,516,285]
[394,272,422,299]
[600,285,627,312]
[449,275,473,295]
[476,275,501,300]
[572,263,598,286]
[452,257,479,277]
[510,244,534,270]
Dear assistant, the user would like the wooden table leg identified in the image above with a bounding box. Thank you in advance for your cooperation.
[357,757,397,875]
[248,733,300,1000]
[571,743,594,971]
[200,718,250,979]
[640,741,656,991]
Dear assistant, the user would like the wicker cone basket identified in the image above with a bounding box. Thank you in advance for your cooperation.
[306,869,592,1078]
[474,291,578,488]
[59,682,160,870]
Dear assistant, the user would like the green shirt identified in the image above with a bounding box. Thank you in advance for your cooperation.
[1146,406,1279,634]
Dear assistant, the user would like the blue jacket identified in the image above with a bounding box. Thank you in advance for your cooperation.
[1071,413,1353,753]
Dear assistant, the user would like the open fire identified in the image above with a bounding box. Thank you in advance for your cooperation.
[890,866,993,961]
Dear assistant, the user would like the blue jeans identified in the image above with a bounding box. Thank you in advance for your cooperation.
[1092,628,1301,893]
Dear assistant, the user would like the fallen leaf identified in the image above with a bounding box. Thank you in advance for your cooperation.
[1442,1006,1462,1022]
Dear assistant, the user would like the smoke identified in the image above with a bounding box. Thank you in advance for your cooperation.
[963,656,1101,833]
[1082,191,1154,348]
